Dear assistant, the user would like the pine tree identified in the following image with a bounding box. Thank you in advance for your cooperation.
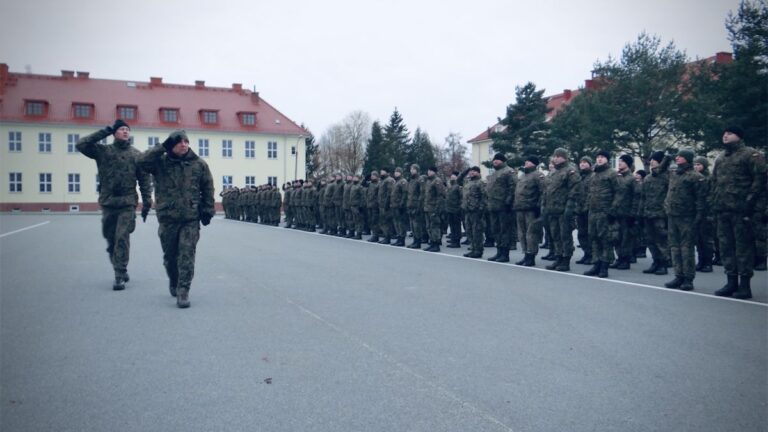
[363,121,385,176]
[382,108,410,169]
[491,82,551,166]
[302,124,318,179]
[408,127,437,170]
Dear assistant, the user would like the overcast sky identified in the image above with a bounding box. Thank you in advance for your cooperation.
[1,0,739,146]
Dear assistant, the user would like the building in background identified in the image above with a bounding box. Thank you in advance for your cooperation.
[0,64,307,212]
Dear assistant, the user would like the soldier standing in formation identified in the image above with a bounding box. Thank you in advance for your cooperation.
[423,166,446,252]
[574,156,594,265]
[391,167,408,246]
[462,166,486,258]
[641,151,671,276]
[77,119,152,291]
[693,156,715,273]
[486,153,516,263]
[138,130,215,308]
[378,167,395,244]
[366,171,381,242]
[514,156,545,267]
[445,171,463,248]
[406,164,426,249]
[584,150,618,278]
[542,148,581,272]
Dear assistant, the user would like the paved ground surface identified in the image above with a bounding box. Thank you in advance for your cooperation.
[1,214,766,432]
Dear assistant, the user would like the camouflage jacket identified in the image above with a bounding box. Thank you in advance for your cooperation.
[332,180,344,207]
[138,145,215,223]
[514,167,545,211]
[350,183,365,208]
[664,163,705,218]
[614,169,636,217]
[542,161,580,215]
[423,176,445,213]
[445,181,462,214]
[575,168,593,214]
[642,156,671,219]
[485,165,516,211]
[378,175,395,210]
[76,128,151,208]
[391,176,408,209]
[588,163,618,214]
[712,142,767,214]
[406,175,424,210]
[461,177,486,212]
[342,182,353,210]
[366,180,380,209]
[322,182,335,207]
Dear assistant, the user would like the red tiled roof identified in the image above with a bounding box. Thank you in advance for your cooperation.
[0,64,306,136]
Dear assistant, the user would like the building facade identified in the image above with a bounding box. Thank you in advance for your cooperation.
[0,64,307,212]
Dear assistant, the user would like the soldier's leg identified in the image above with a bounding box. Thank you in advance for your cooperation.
[101,208,119,268]
[668,217,683,276]
[560,213,575,258]
[473,213,485,254]
[718,213,739,277]
[549,213,564,258]
[753,215,767,270]
[576,212,590,260]
[158,222,181,295]
[734,214,756,277]
[516,211,528,253]
[111,208,136,281]
[679,216,697,284]
[528,212,542,256]
[509,210,518,247]
[429,212,442,244]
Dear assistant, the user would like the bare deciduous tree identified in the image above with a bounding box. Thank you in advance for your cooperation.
[316,110,371,176]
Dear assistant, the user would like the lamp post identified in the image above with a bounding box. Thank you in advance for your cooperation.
[294,135,304,181]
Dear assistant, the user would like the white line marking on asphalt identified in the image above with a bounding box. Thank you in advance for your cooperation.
[0,221,50,238]
[225,218,767,308]
[286,297,518,432]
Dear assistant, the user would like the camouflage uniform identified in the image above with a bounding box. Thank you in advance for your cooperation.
[642,155,671,273]
[514,166,545,262]
[423,174,446,250]
[366,175,381,241]
[693,158,715,271]
[332,178,345,234]
[486,163,517,261]
[664,160,705,289]
[612,168,637,268]
[391,172,409,244]
[283,185,294,227]
[138,135,215,306]
[585,162,618,276]
[445,179,463,245]
[350,180,365,238]
[76,127,152,285]
[406,170,426,248]
[461,174,486,258]
[378,172,396,242]
[342,179,354,236]
[542,160,581,268]
[322,179,337,234]
[575,164,593,263]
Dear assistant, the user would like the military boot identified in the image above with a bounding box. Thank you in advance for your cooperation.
[609,257,622,269]
[545,256,562,270]
[698,256,713,273]
[754,256,767,271]
[555,256,571,272]
[446,242,460,248]
[615,257,631,270]
[733,276,753,300]
[654,260,669,275]
[353,232,363,240]
[584,262,601,276]
[483,239,495,248]
[712,252,722,266]
[463,250,483,258]
[176,288,190,308]
[367,235,380,243]
[407,239,422,249]
[597,261,609,278]
[679,277,694,291]
[541,250,556,261]
[664,276,684,289]
[496,248,510,263]
[393,237,406,247]
[515,254,529,265]
[425,242,440,252]
[575,253,592,265]
[714,275,739,297]
[523,254,536,267]
[487,249,502,262]
[378,237,391,245]
[642,261,659,274]
[112,277,125,291]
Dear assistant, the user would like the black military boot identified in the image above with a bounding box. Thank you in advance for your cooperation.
[733,276,753,300]
[367,235,380,243]
[654,260,669,275]
[642,261,659,274]
[407,239,421,249]
[461,238,470,245]
[575,253,592,265]
[555,256,571,272]
[354,232,363,240]
[496,248,510,263]
[609,257,622,269]
[112,277,125,291]
[584,262,601,276]
[393,237,406,247]
[712,252,722,266]
[515,254,529,265]
[378,237,391,244]
[714,275,739,297]
[698,256,713,273]
[679,277,694,291]
[541,250,556,261]
[425,242,440,252]
[176,288,190,308]
[464,250,483,258]
[446,241,460,248]
[598,261,609,278]
[545,256,562,270]
[484,239,495,248]
[487,249,502,262]
[664,276,684,289]
[754,256,767,271]
[524,254,536,267]
[615,257,631,270]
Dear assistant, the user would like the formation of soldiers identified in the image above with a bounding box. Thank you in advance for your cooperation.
[222,127,767,300]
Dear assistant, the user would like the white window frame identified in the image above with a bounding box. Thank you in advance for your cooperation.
[39,173,52,193]
[9,172,22,193]
[8,131,21,152]
[68,173,80,193]
[267,176,277,186]
[245,140,255,159]
[67,133,80,153]
[148,136,159,149]
[39,133,51,153]
[267,141,277,159]
[222,175,233,189]
[198,139,209,157]
[222,140,232,158]
[245,175,255,187]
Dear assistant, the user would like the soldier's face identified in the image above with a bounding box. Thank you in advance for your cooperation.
[553,155,566,165]
[650,159,660,169]
[579,161,591,170]
[172,139,190,157]
[493,159,503,168]
[722,131,741,144]
[596,155,608,165]
[694,163,704,173]
[675,155,687,165]
[524,161,535,169]
[114,126,130,141]
[410,168,417,176]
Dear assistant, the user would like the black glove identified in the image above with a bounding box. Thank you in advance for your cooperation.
[162,133,182,152]
[200,213,212,226]
[103,125,114,135]
[141,202,150,222]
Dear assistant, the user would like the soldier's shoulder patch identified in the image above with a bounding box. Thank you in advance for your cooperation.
[569,169,576,174]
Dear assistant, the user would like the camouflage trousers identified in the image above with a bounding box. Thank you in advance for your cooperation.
[101,206,136,278]
[159,220,201,291]
[644,217,669,264]
[717,212,755,277]
[576,212,590,256]
[379,208,394,239]
[408,209,425,241]
[669,216,696,280]
[614,217,635,259]
[446,211,462,243]
[367,207,380,236]
[695,216,715,264]
[516,210,542,255]
[547,212,575,258]
[754,214,767,258]
[465,211,485,253]
[488,209,514,248]
[425,211,442,244]
[393,208,408,238]
[351,207,364,234]
[589,212,615,263]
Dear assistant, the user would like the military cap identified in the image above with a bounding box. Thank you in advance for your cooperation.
[693,156,709,168]
[619,154,634,167]
[492,152,507,162]
[596,150,611,159]
[394,167,403,174]
[469,166,482,173]
[676,148,694,164]
[650,151,665,163]
[553,148,569,159]
[580,155,594,166]
[112,119,130,133]
[525,155,540,166]
[635,169,647,178]
[724,125,744,139]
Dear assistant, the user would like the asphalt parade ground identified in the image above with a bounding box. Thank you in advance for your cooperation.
[1,214,766,432]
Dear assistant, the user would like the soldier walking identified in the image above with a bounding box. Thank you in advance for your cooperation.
[76,119,152,291]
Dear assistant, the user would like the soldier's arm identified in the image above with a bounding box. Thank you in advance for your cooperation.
[565,169,581,212]
[137,144,165,175]
[75,127,111,159]
[199,163,216,220]
[694,176,706,221]
[747,151,767,215]
[136,164,153,204]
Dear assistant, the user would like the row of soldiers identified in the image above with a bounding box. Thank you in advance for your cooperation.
[223,126,766,300]
[220,184,282,225]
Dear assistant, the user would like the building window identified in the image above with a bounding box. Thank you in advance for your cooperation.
[8,131,21,152]
[245,176,255,187]
[9,172,22,193]
[291,146,296,155]
[240,112,256,126]
[245,140,255,158]
[148,136,159,149]
[198,139,209,157]
[25,100,47,116]
[67,133,80,153]
[73,103,94,119]
[117,105,137,120]
[267,141,277,159]
[267,176,277,187]
[201,110,218,125]
[68,173,80,193]
[161,108,179,123]
[222,175,233,189]
[39,173,52,193]
[222,140,232,158]
[39,133,51,153]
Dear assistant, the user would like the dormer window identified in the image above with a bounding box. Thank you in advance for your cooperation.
[160,107,179,123]
[72,103,95,119]
[239,111,256,126]
[117,105,137,120]
[25,100,48,117]
[200,110,218,125]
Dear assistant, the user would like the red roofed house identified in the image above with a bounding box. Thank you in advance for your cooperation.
[0,63,308,212]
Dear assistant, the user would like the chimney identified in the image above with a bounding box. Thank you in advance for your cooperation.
[150,76,163,86]
[232,83,242,92]
[715,52,733,65]
[251,91,260,104]
[61,70,75,78]
[195,80,205,89]
[76,71,89,79]
[564,89,572,101]
[0,63,8,97]
[584,79,595,91]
